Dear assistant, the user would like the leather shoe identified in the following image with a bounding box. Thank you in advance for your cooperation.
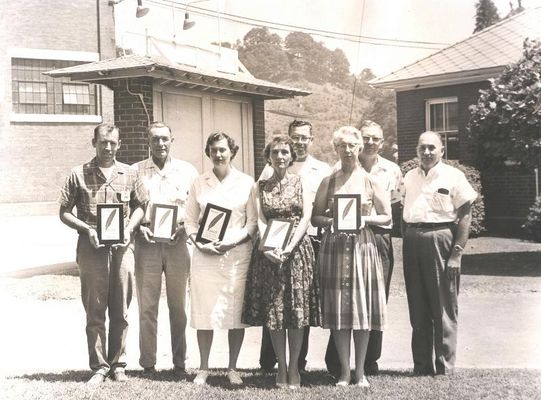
[227,369,243,385]
[111,367,128,382]
[142,366,156,377]
[193,370,209,385]
[365,363,379,376]
[87,372,106,385]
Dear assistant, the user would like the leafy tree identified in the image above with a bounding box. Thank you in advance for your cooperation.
[473,0,500,33]
[468,39,541,170]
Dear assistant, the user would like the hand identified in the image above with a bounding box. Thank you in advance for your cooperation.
[214,240,236,253]
[112,227,132,248]
[87,228,105,249]
[196,241,224,255]
[169,223,185,245]
[358,217,366,229]
[140,225,155,243]
[263,248,284,264]
[446,254,461,280]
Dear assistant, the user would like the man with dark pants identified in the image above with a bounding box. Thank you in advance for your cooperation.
[59,123,141,384]
[130,122,198,378]
[258,120,331,372]
[402,131,476,375]
[325,121,402,376]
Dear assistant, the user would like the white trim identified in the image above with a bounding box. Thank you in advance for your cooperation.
[8,47,99,62]
[425,97,458,132]
[10,113,102,123]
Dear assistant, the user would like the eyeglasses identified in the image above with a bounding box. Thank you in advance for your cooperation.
[290,135,312,143]
[362,136,383,144]
[337,142,360,150]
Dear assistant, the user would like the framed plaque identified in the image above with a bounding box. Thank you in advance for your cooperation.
[97,203,124,245]
[259,218,294,252]
[195,203,232,244]
[150,203,178,243]
[333,194,361,233]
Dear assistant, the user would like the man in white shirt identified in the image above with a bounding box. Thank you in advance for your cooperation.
[130,122,199,378]
[325,121,402,377]
[402,131,477,375]
[258,120,332,373]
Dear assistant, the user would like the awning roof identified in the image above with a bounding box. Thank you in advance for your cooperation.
[370,6,541,90]
[45,54,310,99]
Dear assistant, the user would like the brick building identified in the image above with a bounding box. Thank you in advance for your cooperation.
[0,0,117,215]
[1,1,308,215]
[371,7,541,235]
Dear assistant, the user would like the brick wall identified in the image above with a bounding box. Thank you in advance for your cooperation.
[0,0,115,210]
[253,98,266,179]
[396,81,490,165]
[113,77,153,164]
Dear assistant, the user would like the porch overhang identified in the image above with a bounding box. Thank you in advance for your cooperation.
[44,54,310,100]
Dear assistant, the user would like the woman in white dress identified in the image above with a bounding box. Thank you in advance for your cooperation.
[185,132,257,386]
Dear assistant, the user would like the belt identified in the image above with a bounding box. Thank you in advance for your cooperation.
[406,222,453,229]
[371,226,393,235]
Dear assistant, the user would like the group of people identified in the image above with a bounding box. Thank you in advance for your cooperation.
[59,118,476,389]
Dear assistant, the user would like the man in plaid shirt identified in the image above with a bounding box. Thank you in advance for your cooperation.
[59,123,143,385]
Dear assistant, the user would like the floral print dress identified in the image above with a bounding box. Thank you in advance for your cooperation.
[242,173,321,330]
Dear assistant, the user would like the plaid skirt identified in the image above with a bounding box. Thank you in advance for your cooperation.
[318,226,387,330]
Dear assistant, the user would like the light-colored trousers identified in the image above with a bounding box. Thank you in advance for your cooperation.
[77,235,135,373]
[403,225,459,375]
[134,232,190,368]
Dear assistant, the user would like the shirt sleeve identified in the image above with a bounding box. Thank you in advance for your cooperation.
[452,171,477,209]
[58,170,78,210]
[258,164,274,181]
[184,178,201,237]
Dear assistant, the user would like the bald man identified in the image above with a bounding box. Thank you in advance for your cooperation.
[401,131,477,375]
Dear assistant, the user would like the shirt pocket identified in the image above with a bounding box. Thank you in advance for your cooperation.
[431,191,454,213]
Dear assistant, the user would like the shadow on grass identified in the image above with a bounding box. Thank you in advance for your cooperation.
[462,252,541,277]
[7,368,413,388]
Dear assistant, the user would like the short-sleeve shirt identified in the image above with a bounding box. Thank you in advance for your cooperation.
[58,157,141,231]
[259,155,332,235]
[133,157,198,225]
[402,161,477,223]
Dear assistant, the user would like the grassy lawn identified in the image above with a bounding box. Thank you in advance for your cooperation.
[2,369,541,400]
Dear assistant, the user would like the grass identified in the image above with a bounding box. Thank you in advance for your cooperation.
[2,369,541,400]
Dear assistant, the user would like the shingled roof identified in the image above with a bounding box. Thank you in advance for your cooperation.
[370,6,541,90]
[45,54,310,100]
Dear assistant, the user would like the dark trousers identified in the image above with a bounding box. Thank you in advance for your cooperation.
[403,225,458,375]
[324,229,393,374]
[258,236,320,371]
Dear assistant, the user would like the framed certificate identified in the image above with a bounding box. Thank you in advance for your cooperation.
[333,194,361,233]
[259,218,294,252]
[196,203,232,244]
[150,203,178,243]
[97,203,124,245]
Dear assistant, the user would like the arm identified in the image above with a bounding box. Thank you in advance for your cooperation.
[364,179,392,227]
[59,204,104,249]
[311,176,333,228]
[446,201,473,279]
[253,183,268,236]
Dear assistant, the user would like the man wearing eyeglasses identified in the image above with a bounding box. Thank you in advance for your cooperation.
[59,123,142,385]
[258,119,332,373]
[325,120,402,377]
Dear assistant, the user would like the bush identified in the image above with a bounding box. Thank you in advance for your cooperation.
[400,158,485,237]
[522,197,541,242]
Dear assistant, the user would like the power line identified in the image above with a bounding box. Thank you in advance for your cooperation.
[144,0,449,50]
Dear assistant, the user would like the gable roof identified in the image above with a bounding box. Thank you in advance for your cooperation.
[370,6,541,90]
[45,54,310,100]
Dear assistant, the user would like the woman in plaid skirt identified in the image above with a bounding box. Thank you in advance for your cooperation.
[311,126,391,388]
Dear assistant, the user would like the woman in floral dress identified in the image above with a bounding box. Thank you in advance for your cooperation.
[312,126,391,388]
[242,135,320,389]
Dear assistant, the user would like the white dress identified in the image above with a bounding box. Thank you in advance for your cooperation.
[185,168,257,329]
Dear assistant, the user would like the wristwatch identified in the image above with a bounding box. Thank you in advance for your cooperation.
[453,244,464,254]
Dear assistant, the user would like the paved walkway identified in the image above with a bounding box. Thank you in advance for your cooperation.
[1,215,540,377]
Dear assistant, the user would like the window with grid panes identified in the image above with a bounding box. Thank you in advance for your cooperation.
[11,58,97,115]
[425,97,459,160]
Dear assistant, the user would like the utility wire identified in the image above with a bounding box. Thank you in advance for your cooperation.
[144,0,449,50]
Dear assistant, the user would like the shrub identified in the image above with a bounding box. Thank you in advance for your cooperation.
[522,197,541,242]
[400,158,486,237]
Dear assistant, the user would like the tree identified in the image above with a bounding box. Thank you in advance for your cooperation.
[468,39,541,170]
[473,0,500,33]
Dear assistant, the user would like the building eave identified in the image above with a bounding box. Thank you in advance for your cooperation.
[370,66,505,91]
